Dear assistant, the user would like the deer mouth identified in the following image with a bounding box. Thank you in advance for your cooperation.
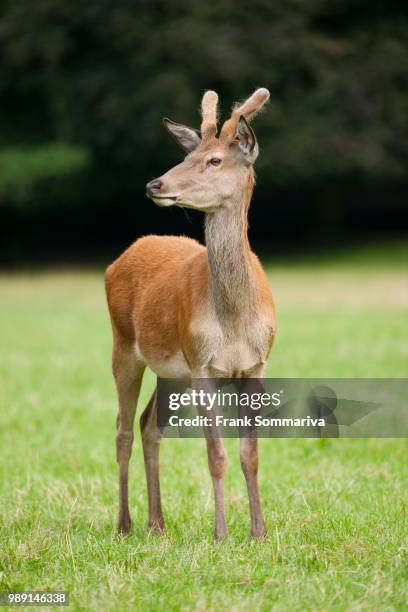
[151,195,179,207]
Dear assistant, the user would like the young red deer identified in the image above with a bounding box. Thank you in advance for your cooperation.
[105,88,276,539]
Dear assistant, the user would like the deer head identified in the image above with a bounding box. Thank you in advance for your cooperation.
[146,88,270,213]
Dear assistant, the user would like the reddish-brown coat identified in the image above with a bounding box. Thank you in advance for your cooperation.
[105,233,275,371]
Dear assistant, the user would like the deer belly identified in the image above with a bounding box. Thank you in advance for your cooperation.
[134,343,191,378]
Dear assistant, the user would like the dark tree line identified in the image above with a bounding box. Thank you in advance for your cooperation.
[0,0,407,261]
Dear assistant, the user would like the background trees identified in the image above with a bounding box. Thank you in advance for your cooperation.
[1,0,407,261]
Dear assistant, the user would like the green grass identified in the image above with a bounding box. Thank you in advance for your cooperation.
[0,242,407,610]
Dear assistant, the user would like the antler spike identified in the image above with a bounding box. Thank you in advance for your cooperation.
[201,90,218,140]
[233,88,270,122]
[220,88,270,140]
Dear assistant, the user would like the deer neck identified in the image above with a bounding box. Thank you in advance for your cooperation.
[204,170,257,324]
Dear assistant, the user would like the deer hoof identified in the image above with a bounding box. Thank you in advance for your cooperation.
[251,525,267,539]
[118,514,131,536]
[148,519,165,534]
[214,527,228,541]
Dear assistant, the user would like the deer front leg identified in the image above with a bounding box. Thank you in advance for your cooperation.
[205,435,228,540]
[194,376,228,540]
[238,376,267,538]
[239,434,266,538]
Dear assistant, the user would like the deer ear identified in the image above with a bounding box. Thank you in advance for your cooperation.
[236,115,258,162]
[163,118,201,153]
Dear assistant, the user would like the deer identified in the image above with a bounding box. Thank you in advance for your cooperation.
[105,88,276,540]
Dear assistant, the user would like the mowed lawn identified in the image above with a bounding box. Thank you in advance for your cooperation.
[0,242,407,611]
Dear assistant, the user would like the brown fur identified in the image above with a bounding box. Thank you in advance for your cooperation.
[105,88,275,539]
[105,230,274,373]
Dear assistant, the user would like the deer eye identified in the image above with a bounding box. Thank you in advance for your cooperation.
[208,157,222,166]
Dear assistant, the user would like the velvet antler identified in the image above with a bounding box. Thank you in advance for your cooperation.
[220,88,270,140]
[201,90,218,141]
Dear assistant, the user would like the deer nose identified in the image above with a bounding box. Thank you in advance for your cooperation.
[146,179,163,197]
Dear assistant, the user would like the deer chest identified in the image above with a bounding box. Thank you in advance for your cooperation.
[188,314,274,378]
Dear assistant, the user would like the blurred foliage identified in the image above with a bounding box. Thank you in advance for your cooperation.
[0,0,407,259]
[0,144,90,206]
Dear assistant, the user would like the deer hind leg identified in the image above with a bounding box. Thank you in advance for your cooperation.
[140,388,165,533]
[113,340,145,535]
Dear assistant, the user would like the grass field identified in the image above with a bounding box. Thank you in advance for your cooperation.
[0,242,407,610]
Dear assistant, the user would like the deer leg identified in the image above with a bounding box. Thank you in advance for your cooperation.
[205,435,228,540]
[239,434,266,538]
[193,377,228,540]
[140,388,165,533]
[237,377,267,538]
[113,341,145,535]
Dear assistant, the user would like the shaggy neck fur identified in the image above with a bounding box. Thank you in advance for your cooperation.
[205,169,257,324]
